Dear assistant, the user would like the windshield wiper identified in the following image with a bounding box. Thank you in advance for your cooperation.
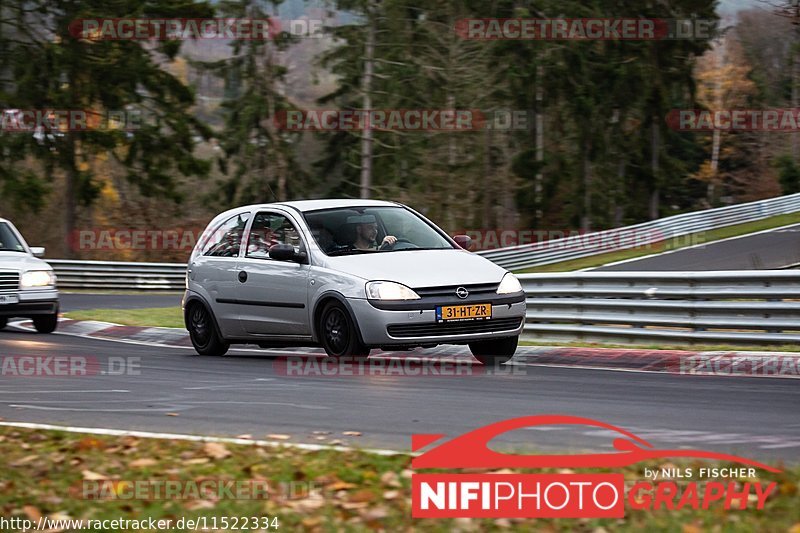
[327,248,374,257]
[389,247,451,252]
[0,248,24,252]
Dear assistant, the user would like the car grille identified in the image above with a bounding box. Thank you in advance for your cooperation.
[387,317,523,338]
[413,283,499,298]
[0,271,19,291]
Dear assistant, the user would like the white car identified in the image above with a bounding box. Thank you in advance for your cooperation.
[183,200,526,364]
[0,218,59,333]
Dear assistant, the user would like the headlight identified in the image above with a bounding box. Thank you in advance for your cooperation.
[366,281,420,300]
[496,273,522,294]
[20,270,56,289]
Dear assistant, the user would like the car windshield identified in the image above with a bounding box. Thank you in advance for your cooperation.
[303,206,455,256]
[0,223,25,252]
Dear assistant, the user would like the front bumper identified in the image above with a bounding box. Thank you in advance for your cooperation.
[0,289,59,317]
[350,295,526,347]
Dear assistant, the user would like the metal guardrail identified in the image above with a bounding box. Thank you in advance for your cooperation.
[48,259,186,291]
[478,193,800,270]
[48,259,800,345]
[520,271,800,345]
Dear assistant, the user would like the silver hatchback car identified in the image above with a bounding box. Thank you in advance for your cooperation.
[183,200,525,364]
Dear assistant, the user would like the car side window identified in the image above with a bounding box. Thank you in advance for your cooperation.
[0,223,25,252]
[246,212,303,259]
[202,213,251,257]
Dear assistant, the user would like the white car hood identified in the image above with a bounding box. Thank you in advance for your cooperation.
[0,252,51,272]
[324,249,507,288]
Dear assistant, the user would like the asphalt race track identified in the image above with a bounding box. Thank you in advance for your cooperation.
[595,223,800,271]
[1,325,798,463]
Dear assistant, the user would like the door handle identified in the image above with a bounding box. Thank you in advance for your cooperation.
[238,270,248,283]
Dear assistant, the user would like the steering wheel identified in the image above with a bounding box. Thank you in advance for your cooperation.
[380,238,419,251]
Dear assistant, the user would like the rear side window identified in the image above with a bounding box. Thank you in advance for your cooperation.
[201,213,251,257]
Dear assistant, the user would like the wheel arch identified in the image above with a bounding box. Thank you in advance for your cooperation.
[312,291,367,346]
[183,293,226,341]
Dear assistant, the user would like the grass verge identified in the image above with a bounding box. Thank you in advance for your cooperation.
[515,211,800,273]
[64,307,184,329]
[0,426,797,531]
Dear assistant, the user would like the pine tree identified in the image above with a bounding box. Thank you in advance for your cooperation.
[0,0,214,256]
[199,0,302,207]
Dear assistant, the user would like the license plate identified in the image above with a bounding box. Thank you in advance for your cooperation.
[436,303,492,322]
[0,294,19,305]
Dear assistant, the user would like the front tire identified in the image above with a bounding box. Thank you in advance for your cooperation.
[469,335,518,366]
[187,302,229,356]
[0,317,7,330]
[318,301,369,358]
[33,313,58,334]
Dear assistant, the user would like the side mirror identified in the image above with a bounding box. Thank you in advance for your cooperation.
[269,244,295,261]
[30,247,45,258]
[269,244,307,263]
[452,235,472,251]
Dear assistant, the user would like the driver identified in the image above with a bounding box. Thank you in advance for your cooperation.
[349,215,397,250]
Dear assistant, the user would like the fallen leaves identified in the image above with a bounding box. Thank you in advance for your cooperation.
[9,455,38,467]
[3,424,796,531]
[183,457,210,465]
[81,470,106,481]
[327,481,357,491]
[75,437,105,451]
[380,471,401,488]
[202,442,231,460]
[348,489,376,503]
[362,505,389,521]
[22,505,41,521]
[286,492,326,512]
[128,458,157,468]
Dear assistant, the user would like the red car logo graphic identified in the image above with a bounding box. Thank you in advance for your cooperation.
[412,415,781,473]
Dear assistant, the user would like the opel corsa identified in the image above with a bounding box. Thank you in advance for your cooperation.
[183,200,525,364]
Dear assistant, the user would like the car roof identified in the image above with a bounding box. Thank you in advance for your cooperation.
[248,199,402,213]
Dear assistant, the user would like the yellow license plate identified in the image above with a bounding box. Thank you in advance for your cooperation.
[436,303,492,322]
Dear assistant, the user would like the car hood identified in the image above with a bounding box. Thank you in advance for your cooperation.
[0,252,51,272]
[324,249,507,288]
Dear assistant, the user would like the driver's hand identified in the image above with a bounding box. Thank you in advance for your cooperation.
[381,235,398,247]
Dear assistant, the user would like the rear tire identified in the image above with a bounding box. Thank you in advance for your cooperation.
[0,317,7,330]
[469,335,518,366]
[33,313,58,334]
[187,302,229,356]
[318,301,370,358]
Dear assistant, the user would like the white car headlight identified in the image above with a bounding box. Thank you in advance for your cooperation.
[20,270,56,289]
[366,281,420,300]
[496,273,522,294]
